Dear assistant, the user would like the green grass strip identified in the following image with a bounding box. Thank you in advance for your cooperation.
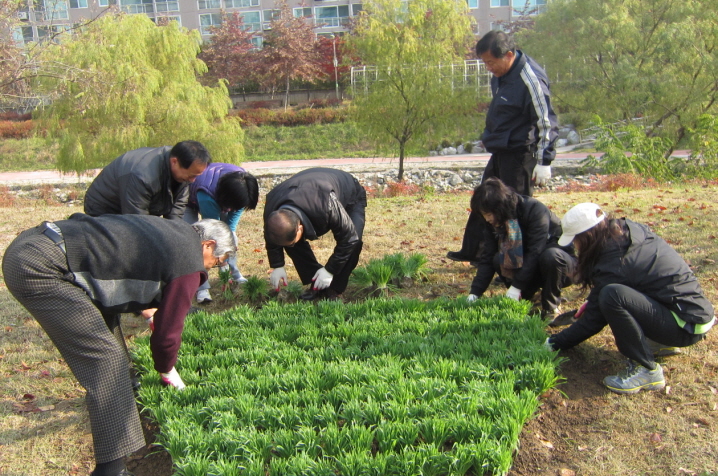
[133,297,561,476]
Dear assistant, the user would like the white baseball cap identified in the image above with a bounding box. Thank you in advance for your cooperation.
[558,203,606,246]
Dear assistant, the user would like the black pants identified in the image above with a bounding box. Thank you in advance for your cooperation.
[285,201,366,294]
[599,284,704,369]
[494,246,575,311]
[457,147,538,259]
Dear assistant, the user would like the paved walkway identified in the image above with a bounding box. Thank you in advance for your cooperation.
[0,148,691,186]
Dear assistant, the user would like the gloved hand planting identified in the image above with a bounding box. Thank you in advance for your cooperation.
[312,267,333,290]
[467,294,479,303]
[532,164,551,187]
[506,286,522,301]
[270,267,288,291]
[160,367,186,390]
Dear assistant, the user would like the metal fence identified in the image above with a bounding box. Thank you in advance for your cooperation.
[350,59,493,97]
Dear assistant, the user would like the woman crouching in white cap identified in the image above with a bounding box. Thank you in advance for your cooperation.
[545,203,715,394]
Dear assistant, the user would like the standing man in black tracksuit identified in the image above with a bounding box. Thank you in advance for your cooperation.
[263,168,367,301]
[447,30,559,263]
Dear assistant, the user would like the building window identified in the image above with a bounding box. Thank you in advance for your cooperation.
[98,0,117,7]
[155,15,181,24]
[240,11,261,31]
[351,3,362,15]
[199,12,221,35]
[512,0,546,15]
[34,0,70,21]
[226,0,258,7]
[119,0,153,14]
[262,9,279,22]
[13,26,35,45]
[198,0,220,10]
[293,7,311,18]
[69,0,87,8]
[467,0,478,8]
[490,0,509,6]
[155,1,179,12]
[315,5,350,28]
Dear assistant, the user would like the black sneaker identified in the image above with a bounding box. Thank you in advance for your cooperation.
[446,251,476,262]
[300,287,318,301]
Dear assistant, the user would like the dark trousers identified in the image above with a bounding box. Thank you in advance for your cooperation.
[598,284,704,369]
[494,246,576,311]
[285,202,366,294]
[2,228,145,463]
[457,147,538,258]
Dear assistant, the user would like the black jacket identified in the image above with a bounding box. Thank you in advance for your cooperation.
[483,50,558,166]
[263,168,366,274]
[553,219,715,350]
[470,195,563,296]
[84,146,188,219]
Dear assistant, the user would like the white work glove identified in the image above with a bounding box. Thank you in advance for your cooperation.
[506,286,522,301]
[532,164,551,186]
[312,267,334,290]
[544,337,557,352]
[467,294,479,303]
[160,367,186,390]
[270,267,288,291]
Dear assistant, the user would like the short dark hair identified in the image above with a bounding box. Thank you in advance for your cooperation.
[216,171,259,211]
[475,30,515,59]
[265,209,301,246]
[470,177,519,224]
[170,141,212,169]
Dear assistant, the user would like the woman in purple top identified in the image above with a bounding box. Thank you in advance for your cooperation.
[184,163,259,303]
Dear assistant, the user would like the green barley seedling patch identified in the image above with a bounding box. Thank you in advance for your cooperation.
[134,297,561,476]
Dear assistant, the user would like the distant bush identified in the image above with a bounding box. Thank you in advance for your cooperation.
[0,112,32,121]
[0,121,34,139]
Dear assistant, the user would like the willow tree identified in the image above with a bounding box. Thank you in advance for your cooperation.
[519,0,718,146]
[348,0,475,180]
[37,13,243,174]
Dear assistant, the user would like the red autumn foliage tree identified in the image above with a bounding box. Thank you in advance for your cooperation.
[257,0,323,109]
[199,11,260,90]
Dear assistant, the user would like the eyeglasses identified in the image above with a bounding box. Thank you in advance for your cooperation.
[213,255,229,268]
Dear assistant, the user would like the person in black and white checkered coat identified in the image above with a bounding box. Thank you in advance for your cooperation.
[3,214,235,476]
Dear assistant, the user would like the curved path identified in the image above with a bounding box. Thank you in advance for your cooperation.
[0,149,691,186]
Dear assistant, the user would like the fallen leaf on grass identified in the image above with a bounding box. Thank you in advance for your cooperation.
[13,402,55,413]
[535,432,554,449]
[559,469,576,476]
[649,433,662,444]
[695,418,710,427]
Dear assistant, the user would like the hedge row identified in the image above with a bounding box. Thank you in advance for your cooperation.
[0,121,34,139]
[233,107,349,128]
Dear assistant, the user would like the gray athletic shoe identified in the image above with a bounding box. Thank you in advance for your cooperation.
[603,360,665,395]
[646,338,682,357]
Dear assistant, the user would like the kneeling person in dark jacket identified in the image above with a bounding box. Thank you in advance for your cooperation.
[467,178,576,317]
[546,203,715,395]
[2,215,236,476]
[264,168,367,301]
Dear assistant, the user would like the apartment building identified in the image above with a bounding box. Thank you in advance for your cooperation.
[13,0,547,45]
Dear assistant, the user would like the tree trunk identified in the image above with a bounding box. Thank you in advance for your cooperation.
[284,76,290,111]
[398,141,405,181]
